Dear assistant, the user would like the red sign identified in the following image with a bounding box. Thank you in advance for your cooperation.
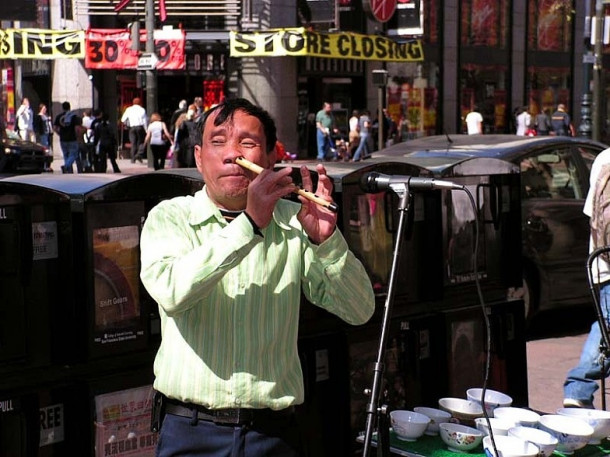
[85,28,185,70]
[364,0,397,23]
[203,80,225,111]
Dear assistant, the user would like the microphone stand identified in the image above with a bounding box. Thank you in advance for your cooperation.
[586,246,610,410]
[362,183,412,457]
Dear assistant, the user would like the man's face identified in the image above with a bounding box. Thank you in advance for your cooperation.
[195,109,275,211]
[324,103,331,114]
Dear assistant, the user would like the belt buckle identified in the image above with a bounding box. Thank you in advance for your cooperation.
[213,408,249,425]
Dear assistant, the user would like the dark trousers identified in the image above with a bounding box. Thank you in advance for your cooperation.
[151,144,167,170]
[129,126,146,162]
[157,413,300,457]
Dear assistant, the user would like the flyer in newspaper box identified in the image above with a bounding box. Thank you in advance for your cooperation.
[95,385,156,457]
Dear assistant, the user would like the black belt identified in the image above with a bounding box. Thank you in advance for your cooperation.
[164,397,294,426]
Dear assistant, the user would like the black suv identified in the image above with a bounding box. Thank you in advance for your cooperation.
[0,129,52,173]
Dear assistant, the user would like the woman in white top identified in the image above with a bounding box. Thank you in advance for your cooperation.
[515,106,532,136]
[16,97,35,142]
[144,112,173,170]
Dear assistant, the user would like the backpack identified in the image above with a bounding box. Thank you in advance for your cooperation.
[33,114,43,135]
[590,163,610,261]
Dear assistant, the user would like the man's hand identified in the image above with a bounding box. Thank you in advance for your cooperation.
[245,166,294,229]
[297,164,337,244]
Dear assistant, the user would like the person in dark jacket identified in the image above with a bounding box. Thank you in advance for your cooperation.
[534,109,552,136]
[94,112,121,173]
[551,104,575,136]
[174,104,198,167]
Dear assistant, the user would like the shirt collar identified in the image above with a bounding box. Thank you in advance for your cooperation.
[188,186,295,231]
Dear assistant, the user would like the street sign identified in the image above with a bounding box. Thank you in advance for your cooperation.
[363,0,397,23]
[137,52,158,70]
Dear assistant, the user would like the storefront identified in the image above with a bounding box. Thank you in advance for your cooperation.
[525,1,574,130]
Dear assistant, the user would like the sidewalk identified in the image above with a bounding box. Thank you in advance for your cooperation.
[49,154,157,175]
[527,331,608,413]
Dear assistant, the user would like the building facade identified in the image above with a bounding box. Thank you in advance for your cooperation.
[0,0,606,159]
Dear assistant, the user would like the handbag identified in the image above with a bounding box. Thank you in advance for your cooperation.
[162,132,172,148]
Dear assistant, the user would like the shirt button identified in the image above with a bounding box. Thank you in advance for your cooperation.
[235,398,241,406]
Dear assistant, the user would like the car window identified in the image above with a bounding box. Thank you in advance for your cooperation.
[520,148,581,199]
[577,146,600,172]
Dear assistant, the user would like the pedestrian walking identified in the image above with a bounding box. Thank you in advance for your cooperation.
[551,104,576,137]
[465,106,483,135]
[120,97,148,163]
[174,104,198,167]
[53,101,82,174]
[169,99,187,134]
[315,102,337,161]
[515,106,532,136]
[94,112,121,173]
[348,109,360,158]
[143,112,173,170]
[352,110,372,162]
[535,109,552,136]
[563,146,610,407]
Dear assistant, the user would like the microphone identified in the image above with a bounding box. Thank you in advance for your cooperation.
[359,172,463,193]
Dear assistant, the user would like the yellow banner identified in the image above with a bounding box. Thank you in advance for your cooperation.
[0,28,85,59]
[230,28,424,62]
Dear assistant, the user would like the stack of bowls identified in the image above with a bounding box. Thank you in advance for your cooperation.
[413,406,451,436]
[474,417,515,436]
[493,407,540,428]
[508,426,558,457]
[538,414,594,454]
[389,410,430,442]
[467,388,513,417]
[556,407,610,445]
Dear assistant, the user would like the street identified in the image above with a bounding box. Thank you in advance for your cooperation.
[527,308,607,413]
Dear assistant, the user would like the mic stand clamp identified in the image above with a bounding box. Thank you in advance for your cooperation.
[377,397,391,457]
[362,184,411,457]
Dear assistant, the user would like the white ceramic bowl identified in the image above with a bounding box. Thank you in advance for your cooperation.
[389,410,430,442]
[493,407,540,427]
[475,417,515,436]
[508,426,558,457]
[439,422,484,453]
[413,406,452,436]
[483,435,539,457]
[438,397,484,422]
[467,388,513,416]
[538,414,594,454]
[557,407,610,445]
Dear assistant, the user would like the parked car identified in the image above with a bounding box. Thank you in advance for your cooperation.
[0,129,52,173]
[376,134,609,319]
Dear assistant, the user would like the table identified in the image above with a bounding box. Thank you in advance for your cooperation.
[360,431,610,457]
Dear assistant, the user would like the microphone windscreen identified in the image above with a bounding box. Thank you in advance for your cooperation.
[359,172,379,193]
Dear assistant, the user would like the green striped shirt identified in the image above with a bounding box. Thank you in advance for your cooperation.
[140,188,375,410]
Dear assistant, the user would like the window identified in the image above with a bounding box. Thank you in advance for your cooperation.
[577,146,601,172]
[520,148,580,199]
[61,0,73,21]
